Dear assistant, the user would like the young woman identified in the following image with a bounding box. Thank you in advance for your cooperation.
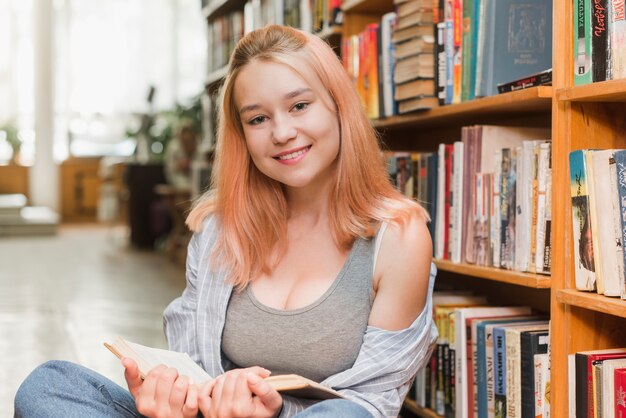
[14,25,437,418]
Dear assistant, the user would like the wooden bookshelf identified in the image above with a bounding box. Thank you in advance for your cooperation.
[402,399,442,418]
[373,86,552,130]
[434,260,552,288]
[556,289,626,318]
[556,78,626,102]
[342,0,394,14]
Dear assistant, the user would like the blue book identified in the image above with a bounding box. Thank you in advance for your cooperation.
[444,0,454,104]
[493,326,508,418]
[476,317,541,418]
[475,0,552,97]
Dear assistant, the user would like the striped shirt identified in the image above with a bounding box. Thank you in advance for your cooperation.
[163,216,438,418]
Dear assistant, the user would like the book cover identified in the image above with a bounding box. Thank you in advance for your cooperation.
[451,141,465,263]
[365,23,380,119]
[497,68,552,93]
[611,150,626,300]
[591,0,609,81]
[452,0,464,103]
[569,149,597,291]
[609,0,626,79]
[534,352,550,418]
[445,0,455,104]
[574,0,593,84]
[591,150,623,296]
[608,155,626,299]
[492,149,502,268]
[380,12,397,118]
[461,0,474,101]
[435,143,447,259]
[476,0,552,96]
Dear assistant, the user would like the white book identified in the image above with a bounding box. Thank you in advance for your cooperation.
[608,155,626,299]
[535,142,552,275]
[568,354,576,418]
[435,143,446,259]
[453,306,532,418]
[591,149,623,296]
[601,358,626,416]
[492,149,502,267]
[514,144,527,272]
[299,0,312,33]
[586,150,604,294]
[534,353,550,418]
[452,141,464,263]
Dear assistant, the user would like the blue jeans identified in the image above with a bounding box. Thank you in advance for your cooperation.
[15,360,373,418]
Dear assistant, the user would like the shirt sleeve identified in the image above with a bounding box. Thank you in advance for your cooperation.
[163,229,202,365]
[321,263,439,418]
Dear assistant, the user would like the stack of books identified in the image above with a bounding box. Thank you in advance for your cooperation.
[391,0,437,113]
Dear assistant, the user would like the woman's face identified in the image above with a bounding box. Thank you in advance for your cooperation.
[233,60,340,193]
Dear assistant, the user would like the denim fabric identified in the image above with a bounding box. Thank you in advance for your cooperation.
[14,360,139,418]
[14,360,373,418]
[292,399,373,418]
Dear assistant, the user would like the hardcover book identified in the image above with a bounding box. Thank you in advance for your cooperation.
[475,0,552,96]
[105,337,342,400]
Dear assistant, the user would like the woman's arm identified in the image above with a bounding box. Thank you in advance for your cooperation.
[321,213,438,417]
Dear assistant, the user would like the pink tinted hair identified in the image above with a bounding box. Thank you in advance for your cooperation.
[186,25,428,288]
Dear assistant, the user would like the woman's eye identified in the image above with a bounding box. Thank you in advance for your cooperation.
[292,102,309,112]
[248,116,267,125]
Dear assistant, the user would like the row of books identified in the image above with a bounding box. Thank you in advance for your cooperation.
[568,149,626,299]
[574,0,626,84]
[386,125,552,273]
[207,0,342,74]
[434,0,552,102]
[407,292,551,418]
[569,348,626,417]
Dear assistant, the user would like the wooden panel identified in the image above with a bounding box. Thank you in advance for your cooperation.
[557,289,626,318]
[342,0,394,14]
[0,165,29,199]
[434,260,551,288]
[557,79,626,101]
[341,13,381,38]
[59,158,102,222]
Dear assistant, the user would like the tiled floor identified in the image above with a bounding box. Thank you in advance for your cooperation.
[0,225,186,417]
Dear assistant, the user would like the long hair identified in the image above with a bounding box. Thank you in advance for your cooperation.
[187,25,428,288]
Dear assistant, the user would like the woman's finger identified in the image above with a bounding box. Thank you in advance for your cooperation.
[154,367,178,410]
[122,357,143,399]
[182,380,198,418]
[169,374,189,411]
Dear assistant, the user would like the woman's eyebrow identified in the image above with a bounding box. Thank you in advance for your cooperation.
[239,88,314,115]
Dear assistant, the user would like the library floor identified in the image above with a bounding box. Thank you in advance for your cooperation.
[0,225,185,417]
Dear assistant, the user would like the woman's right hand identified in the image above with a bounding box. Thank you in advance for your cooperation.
[123,357,199,418]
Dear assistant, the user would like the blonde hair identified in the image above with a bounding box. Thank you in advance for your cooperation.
[187,25,427,288]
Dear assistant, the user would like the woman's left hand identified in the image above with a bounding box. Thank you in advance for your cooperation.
[198,366,283,418]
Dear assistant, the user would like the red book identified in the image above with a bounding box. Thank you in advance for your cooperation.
[617,368,626,418]
[575,348,626,418]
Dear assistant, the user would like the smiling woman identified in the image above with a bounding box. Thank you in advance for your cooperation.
[15,25,437,418]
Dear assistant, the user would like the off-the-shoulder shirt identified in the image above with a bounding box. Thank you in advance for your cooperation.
[163,216,438,418]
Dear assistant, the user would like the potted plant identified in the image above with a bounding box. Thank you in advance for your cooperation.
[0,121,21,165]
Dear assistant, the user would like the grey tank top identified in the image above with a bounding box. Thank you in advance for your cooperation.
[221,236,375,383]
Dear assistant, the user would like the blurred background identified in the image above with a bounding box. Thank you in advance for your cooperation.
[0,1,214,415]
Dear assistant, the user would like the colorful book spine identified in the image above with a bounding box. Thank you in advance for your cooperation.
[494,326,508,418]
[500,148,517,270]
[445,0,455,104]
[460,0,474,101]
[452,0,463,103]
[437,22,447,105]
[610,0,626,79]
[591,0,609,81]
[616,368,626,417]
[568,149,597,291]
[574,0,593,84]
[613,150,626,299]
[535,142,551,275]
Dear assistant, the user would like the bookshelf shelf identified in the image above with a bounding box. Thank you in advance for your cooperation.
[556,289,626,318]
[556,79,626,102]
[403,400,442,418]
[373,86,553,129]
[342,0,394,14]
[434,260,552,288]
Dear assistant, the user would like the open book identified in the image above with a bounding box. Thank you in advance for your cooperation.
[104,337,342,400]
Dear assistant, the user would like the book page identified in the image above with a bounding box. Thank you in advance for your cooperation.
[108,338,212,384]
